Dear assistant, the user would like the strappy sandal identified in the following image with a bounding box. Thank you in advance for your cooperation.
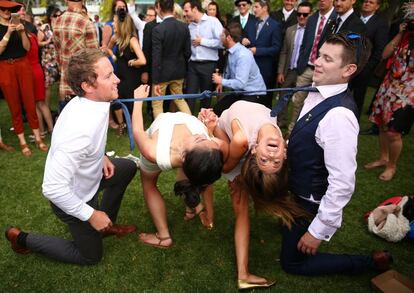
[35,139,49,152]
[139,232,172,249]
[117,123,126,136]
[20,144,32,157]
[184,207,214,230]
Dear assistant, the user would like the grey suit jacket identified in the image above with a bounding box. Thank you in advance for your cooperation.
[278,24,297,76]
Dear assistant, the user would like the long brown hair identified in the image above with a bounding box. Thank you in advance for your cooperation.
[114,13,136,55]
[240,153,309,229]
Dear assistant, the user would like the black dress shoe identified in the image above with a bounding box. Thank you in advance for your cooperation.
[360,125,379,135]
[101,224,137,238]
[372,250,393,271]
[5,226,31,254]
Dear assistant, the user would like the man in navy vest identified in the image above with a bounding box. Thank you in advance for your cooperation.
[281,32,392,275]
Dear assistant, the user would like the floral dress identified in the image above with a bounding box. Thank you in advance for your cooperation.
[370,32,414,128]
[40,24,59,87]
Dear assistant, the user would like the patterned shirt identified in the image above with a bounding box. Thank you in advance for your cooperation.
[53,7,98,96]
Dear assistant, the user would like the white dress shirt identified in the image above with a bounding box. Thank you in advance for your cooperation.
[360,13,374,24]
[282,7,295,22]
[189,14,223,61]
[42,97,110,221]
[298,83,359,241]
[128,3,146,47]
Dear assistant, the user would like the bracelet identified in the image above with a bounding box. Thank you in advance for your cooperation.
[2,35,9,42]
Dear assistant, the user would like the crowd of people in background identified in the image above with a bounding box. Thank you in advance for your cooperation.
[1,0,413,290]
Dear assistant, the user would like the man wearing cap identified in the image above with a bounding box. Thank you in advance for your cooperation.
[53,0,99,111]
[231,0,255,38]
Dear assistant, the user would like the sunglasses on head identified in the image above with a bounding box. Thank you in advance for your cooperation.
[346,32,362,64]
[297,12,309,17]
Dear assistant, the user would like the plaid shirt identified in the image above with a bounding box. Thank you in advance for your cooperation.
[53,7,98,97]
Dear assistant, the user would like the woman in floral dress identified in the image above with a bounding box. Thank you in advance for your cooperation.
[365,9,414,181]
[38,6,61,107]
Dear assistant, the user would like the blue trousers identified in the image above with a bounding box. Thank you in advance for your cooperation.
[280,198,373,275]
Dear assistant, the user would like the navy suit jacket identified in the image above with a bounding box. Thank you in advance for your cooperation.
[245,17,282,86]
[335,12,366,35]
[296,10,337,75]
[361,13,389,72]
[231,14,256,39]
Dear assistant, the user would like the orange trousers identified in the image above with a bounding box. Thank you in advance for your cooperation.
[0,57,39,135]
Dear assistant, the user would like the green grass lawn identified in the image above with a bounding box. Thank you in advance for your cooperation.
[0,89,413,292]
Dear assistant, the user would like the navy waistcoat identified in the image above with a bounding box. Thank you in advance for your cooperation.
[287,89,357,201]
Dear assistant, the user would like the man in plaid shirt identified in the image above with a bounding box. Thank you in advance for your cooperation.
[53,0,98,110]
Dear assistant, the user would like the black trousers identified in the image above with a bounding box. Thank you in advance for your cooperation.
[213,94,265,117]
[25,158,137,265]
[186,60,217,114]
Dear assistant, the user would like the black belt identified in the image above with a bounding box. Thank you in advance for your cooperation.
[190,60,216,64]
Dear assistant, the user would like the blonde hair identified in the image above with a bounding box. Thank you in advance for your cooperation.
[114,13,137,55]
[241,153,309,229]
[174,3,184,22]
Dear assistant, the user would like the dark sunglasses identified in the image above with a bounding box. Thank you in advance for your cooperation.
[237,3,247,7]
[53,12,61,17]
[297,12,310,17]
[346,32,362,64]
[0,7,12,12]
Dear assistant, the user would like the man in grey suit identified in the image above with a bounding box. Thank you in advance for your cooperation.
[276,2,313,128]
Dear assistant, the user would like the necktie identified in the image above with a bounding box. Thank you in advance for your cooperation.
[310,15,325,64]
[241,17,246,29]
[256,20,263,40]
[290,27,304,69]
[335,17,342,33]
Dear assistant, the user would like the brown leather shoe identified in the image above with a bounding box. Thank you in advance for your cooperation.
[0,141,15,152]
[372,250,393,271]
[101,224,137,238]
[5,227,31,254]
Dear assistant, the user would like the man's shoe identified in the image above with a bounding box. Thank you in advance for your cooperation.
[5,227,31,254]
[101,224,137,238]
[360,125,379,135]
[372,250,393,271]
[0,141,15,152]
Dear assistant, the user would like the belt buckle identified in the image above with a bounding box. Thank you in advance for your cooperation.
[7,58,15,64]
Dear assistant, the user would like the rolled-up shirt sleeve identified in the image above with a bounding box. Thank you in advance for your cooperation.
[42,136,95,221]
[308,107,359,241]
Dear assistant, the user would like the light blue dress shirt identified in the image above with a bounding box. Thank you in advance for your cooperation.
[222,43,266,95]
[188,14,223,61]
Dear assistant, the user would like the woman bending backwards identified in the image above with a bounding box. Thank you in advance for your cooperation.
[199,100,307,290]
[132,85,228,248]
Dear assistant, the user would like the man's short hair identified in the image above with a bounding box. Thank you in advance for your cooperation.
[224,22,242,43]
[183,0,203,11]
[325,32,371,77]
[298,1,312,11]
[68,48,107,96]
[158,0,174,13]
[254,0,270,10]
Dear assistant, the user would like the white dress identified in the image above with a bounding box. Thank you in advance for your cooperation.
[139,112,211,173]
